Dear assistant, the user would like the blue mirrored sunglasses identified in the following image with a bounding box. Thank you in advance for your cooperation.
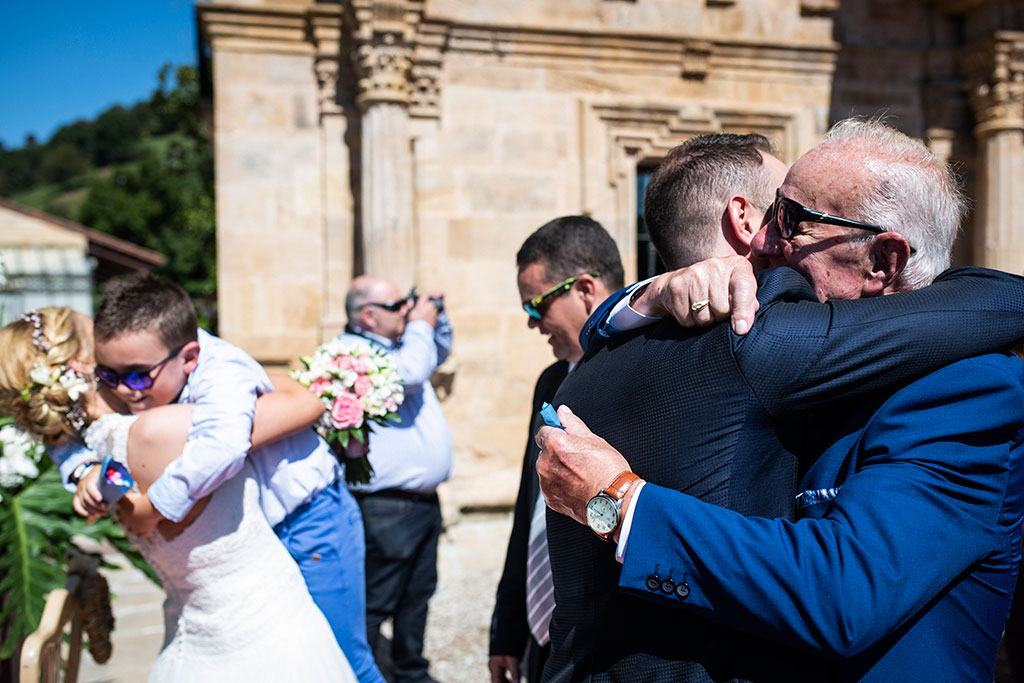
[95,344,185,391]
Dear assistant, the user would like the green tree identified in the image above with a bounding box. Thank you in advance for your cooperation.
[93,105,144,166]
[40,143,89,185]
[0,63,217,325]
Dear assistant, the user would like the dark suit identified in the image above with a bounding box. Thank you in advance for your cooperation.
[491,360,569,681]
[541,266,1024,683]
[619,353,1024,681]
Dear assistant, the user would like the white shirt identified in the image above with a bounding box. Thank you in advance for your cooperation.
[341,314,454,493]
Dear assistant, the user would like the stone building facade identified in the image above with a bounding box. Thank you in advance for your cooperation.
[196,0,1024,507]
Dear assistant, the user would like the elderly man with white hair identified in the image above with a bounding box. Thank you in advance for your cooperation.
[536,119,1024,682]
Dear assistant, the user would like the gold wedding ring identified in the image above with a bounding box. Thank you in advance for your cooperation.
[690,299,710,313]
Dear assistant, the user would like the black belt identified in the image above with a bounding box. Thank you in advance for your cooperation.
[352,488,438,504]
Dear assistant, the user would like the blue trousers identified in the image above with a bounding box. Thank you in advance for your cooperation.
[358,492,442,683]
[275,480,385,683]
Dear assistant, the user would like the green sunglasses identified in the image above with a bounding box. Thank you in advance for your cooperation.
[522,272,599,320]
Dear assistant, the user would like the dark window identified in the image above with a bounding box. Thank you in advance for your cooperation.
[636,167,665,281]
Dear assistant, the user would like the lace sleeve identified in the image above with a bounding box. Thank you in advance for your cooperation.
[82,414,138,466]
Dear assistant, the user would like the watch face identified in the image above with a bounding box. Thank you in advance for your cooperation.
[586,494,618,535]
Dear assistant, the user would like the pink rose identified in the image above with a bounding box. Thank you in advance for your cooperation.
[330,392,364,429]
[353,375,373,398]
[352,357,370,374]
[331,356,356,371]
[310,378,331,396]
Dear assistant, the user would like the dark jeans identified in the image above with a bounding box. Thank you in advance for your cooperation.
[357,491,442,683]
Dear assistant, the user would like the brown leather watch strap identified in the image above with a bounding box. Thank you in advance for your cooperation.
[603,470,641,501]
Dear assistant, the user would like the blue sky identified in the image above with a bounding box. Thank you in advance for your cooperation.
[0,1,197,148]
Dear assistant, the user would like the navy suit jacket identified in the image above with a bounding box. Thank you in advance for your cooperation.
[541,266,1024,683]
[491,361,568,679]
[620,353,1024,681]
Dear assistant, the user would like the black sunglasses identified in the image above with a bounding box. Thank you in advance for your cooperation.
[95,344,185,391]
[772,189,916,254]
[362,298,407,313]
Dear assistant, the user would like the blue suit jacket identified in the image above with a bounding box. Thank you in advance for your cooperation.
[620,353,1024,681]
[542,266,1024,683]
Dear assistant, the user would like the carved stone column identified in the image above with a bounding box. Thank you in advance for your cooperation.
[964,34,1024,272]
[351,1,421,289]
[311,7,357,339]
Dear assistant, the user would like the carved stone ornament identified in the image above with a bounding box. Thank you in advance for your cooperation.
[356,38,412,106]
[315,57,342,115]
[964,35,1024,133]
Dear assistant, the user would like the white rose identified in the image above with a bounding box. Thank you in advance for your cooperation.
[29,363,54,386]
[59,370,90,402]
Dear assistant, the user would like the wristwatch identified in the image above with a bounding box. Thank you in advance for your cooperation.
[69,460,102,486]
[585,470,641,541]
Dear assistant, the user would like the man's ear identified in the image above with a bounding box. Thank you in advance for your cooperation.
[575,274,604,315]
[180,341,201,374]
[357,306,377,333]
[722,195,761,254]
[868,233,911,293]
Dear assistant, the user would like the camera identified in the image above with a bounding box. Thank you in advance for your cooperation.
[407,287,445,313]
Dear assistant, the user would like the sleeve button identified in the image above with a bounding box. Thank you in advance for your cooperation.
[675,582,690,599]
[645,575,660,591]
[660,578,675,595]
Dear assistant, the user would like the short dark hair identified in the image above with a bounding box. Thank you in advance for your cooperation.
[644,133,777,269]
[94,273,199,349]
[516,215,625,291]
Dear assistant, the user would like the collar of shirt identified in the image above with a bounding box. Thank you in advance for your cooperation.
[347,324,397,350]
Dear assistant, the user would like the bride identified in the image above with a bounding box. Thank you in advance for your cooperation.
[0,307,355,682]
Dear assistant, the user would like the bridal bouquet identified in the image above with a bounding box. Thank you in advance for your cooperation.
[290,339,404,485]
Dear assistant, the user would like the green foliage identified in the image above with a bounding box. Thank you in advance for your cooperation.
[0,419,156,660]
[40,143,90,185]
[0,63,217,328]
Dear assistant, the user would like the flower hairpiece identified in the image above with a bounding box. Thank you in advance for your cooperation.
[22,311,51,352]
[20,362,91,432]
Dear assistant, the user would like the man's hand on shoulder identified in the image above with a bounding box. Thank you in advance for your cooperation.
[488,655,520,683]
[535,405,630,525]
[634,255,759,335]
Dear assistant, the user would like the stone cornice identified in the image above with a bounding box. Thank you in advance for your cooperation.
[961,31,1024,135]
[435,24,835,80]
[200,2,837,121]
[197,3,312,55]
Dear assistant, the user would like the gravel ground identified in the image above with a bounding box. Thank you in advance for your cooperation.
[420,511,509,682]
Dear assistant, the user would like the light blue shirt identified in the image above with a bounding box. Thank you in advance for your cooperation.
[341,314,453,493]
[52,330,338,527]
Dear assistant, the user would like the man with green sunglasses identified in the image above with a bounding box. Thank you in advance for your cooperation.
[489,216,623,683]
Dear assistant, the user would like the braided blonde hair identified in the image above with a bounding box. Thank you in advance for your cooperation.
[0,307,92,446]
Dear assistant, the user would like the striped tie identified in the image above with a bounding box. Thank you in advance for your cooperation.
[525,492,555,646]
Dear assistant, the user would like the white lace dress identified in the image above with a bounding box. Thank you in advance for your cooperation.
[83,413,355,682]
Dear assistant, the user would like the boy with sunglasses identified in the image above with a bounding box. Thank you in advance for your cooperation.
[53,272,385,683]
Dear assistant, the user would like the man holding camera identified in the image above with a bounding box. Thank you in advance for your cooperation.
[341,275,454,683]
